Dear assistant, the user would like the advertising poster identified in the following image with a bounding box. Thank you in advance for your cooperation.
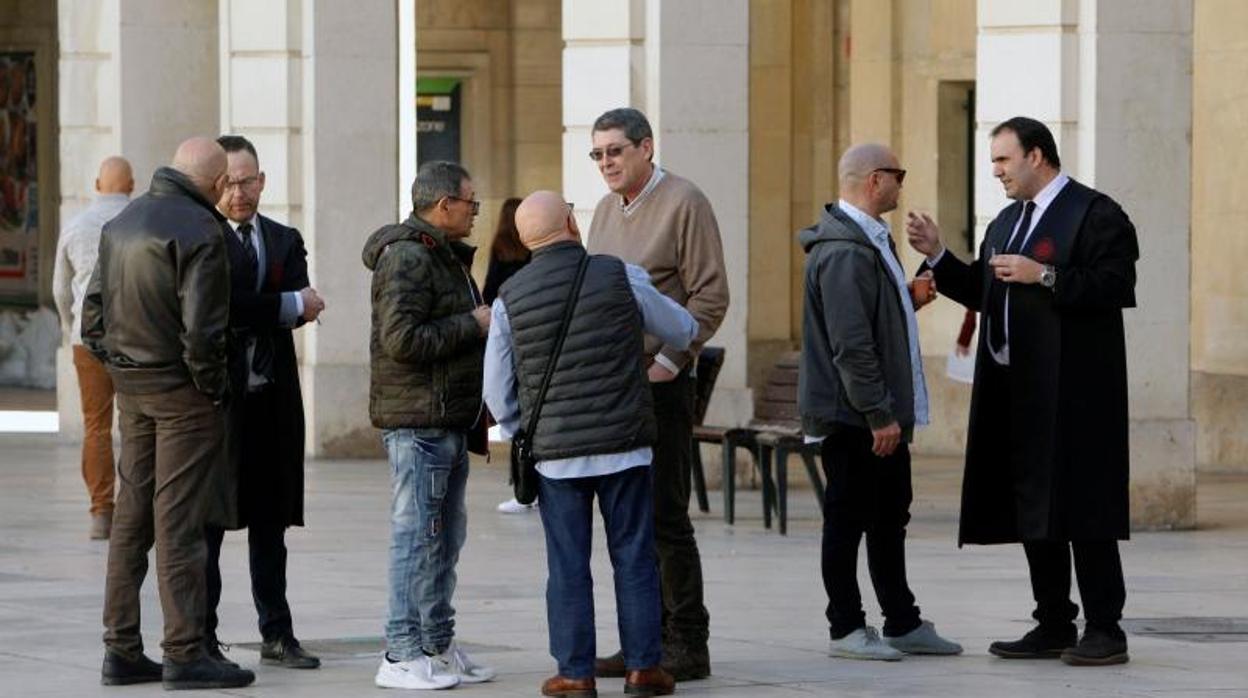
[0,51,38,304]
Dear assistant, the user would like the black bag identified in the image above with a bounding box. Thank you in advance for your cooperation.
[509,254,591,504]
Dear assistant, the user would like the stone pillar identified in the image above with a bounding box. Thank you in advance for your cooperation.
[299,0,398,456]
[57,0,219,441]
[978,0,1195,529]
[562,0,751,425]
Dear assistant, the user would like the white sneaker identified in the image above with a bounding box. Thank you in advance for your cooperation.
[432,640,496,683]
[829,626,904,661]
[496,497,537,514]
[375,655,460,690]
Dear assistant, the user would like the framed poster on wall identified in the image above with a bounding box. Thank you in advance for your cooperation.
[0,51,38,305]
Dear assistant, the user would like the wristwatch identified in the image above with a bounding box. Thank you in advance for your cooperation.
[1040,264,1056,289]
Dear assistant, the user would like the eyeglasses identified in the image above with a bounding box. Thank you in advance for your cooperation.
[446,195,480,214]
[224,175,261,192]
[588,142,636,162]
[872,168,907,184]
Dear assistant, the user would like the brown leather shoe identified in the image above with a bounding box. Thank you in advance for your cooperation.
[625,666,675,696]
[594,649,626,678]
[541,674,597,697]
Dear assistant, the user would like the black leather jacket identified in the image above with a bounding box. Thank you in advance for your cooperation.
[82,167,231,400]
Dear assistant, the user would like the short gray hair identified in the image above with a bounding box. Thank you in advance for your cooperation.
[592,108,653,145]
[411,161,471,212]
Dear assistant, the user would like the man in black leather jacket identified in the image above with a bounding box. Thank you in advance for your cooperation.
[81,137,255,690]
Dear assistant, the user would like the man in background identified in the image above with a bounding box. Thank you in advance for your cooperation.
[52,155,133,539]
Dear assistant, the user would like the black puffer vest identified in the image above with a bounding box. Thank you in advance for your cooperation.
[499,242,657,461]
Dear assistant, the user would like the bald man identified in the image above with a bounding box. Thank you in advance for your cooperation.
[53,156,133,539]
[82,137,255,689]
[797,144,961,661]
[484,191,696,697]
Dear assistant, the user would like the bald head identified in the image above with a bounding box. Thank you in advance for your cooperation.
[96,156,134,196]
[515,190,579,251]
[837,143,904,217]
[172,137,228,200]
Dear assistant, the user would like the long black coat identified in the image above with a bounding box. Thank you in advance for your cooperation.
[208,214,309,530]
[929,178,1138,545]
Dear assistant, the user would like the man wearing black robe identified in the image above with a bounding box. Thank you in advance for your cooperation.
[906,116,1138,667]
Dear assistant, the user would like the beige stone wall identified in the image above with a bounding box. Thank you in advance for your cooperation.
[1192,0,1248,472]
[415,0,562,282]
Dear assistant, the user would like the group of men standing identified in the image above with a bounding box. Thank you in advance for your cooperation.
[69,135,324,689]
[62,107,1135,694]
[364,107,728,695]
[800,116,1137,669]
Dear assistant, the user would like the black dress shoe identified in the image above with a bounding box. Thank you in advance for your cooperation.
[162,656,256,690]
[989,625,1077,659]
[260,637,321,669]
[100,649,162,685]
[204,636,239,669]
[1061,626,1129,666]
[594,649,626,678]
[661,641,710,682]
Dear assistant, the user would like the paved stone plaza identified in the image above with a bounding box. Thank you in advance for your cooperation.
[0,436,1245,697]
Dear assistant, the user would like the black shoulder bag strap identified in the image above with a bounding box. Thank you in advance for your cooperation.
[524,253,591,438]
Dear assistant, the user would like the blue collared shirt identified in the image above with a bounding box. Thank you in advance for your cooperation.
[838,200,929,427]
[484,261,698,479]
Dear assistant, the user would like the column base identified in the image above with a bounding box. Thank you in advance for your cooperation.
[1130,418,1196,531]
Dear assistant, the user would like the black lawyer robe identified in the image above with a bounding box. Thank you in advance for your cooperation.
[208,214,310,530]
[927,178,1138,545]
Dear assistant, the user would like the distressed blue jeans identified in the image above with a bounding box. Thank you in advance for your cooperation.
[382,428,469,659]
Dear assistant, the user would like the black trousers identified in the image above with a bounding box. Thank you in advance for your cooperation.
[651,372,710,648]
[204,522,293,643]
[820,428,922,639]
[1024,540,1126,637]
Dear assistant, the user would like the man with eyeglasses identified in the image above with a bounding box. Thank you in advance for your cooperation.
[363,160,495,690]
[200,134,325,670]
[586,108,729,683]
[798,143,959,662]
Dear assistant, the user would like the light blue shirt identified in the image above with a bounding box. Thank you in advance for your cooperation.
[484,260,698,479]
[838,200,929,427]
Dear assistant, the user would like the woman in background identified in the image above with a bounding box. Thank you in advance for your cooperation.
[482,198,536,514]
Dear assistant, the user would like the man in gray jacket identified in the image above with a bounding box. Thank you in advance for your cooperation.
[798,143,960,661]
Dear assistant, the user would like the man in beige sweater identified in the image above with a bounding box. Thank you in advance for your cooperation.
[586,107,729,682]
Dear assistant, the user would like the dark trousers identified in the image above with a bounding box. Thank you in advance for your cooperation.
[538,466,662,679]
[820,428,922,639]
[1024,540,1126,637]
[103,384,223,662]
[204,523,294,643]
[651,373,710,648]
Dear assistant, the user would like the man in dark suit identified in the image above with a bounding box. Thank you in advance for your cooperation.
[906,116,1138,667]
[203,135,326,669]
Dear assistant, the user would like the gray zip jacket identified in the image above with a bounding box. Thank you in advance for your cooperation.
[797,203,916,442]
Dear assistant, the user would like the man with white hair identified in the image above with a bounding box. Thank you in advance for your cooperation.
[82,137,254,690]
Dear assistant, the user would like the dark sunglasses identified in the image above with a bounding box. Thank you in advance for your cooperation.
[873,167,906,184]
[588,142,637,162]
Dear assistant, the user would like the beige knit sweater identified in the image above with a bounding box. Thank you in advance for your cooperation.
[587,170,729,372]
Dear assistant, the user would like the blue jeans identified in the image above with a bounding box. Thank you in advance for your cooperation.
[383,428,469,659]
[538,465,661,678]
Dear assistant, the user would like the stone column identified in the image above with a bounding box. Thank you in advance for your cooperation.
[298,0,398,456]
[977,0,1195,528]
[562,0,751,424]
[57,0,219,441]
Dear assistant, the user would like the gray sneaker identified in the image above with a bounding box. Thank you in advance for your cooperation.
[829,626,904,661]
[886,620,963,655]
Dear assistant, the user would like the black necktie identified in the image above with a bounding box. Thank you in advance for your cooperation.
[238,223,274,383]
[987,201,1035,354]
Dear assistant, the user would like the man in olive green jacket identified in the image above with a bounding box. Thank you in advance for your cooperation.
[362,161,496,690]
